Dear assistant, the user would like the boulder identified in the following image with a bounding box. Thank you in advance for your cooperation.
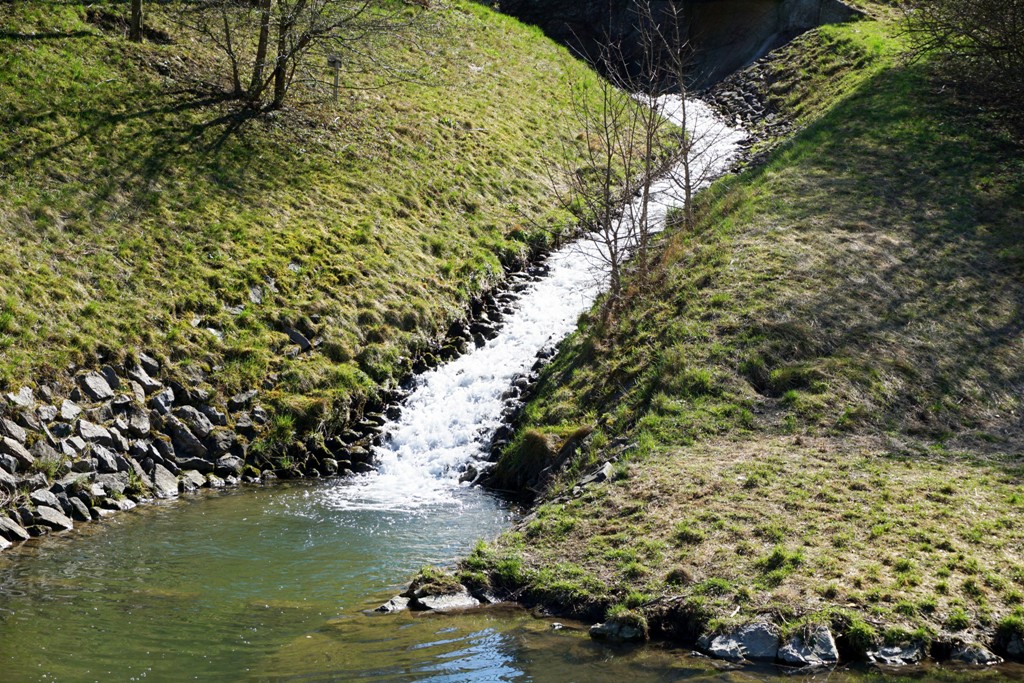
[127,365,162,395]
[60,399,82,421]
[164,415,208,459]
[173,406,213,439]
[0,454,17,476]
[285,326,312,352]
[374,596,410,613]
[589,619,647,643]
[78,420,113,447]
[0,536,9,551]
[137,352,160,376]
[199,405,227,427]
[7,386,35,408]
[0,418,26,444]
[80,372,115,401]
[951,643,1003,666]
[868,642,926,666]
[37,404,58,423]
[33,505,74,531]
[0,437,34,470]
[203,429,237,456]
[93,445,120,474]
[29,488,62,510]
[67,496,91,522]
[699,623,780,663]
[778,624,839,667]
[150,388,175,415]
[95,472,129,495]
[100,365,121,390]
[0,516,30,542]
[410,588,480,612]
[126,406,151,438]
[175,456,214,474]
[228,390,258,412]
[152,463,179,499]
[180,469,206,492]
[206,474,225,488]
[215,455,245,477]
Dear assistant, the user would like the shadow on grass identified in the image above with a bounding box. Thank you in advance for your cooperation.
[738,61,1024,444]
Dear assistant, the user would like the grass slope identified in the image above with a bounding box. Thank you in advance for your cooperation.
[0,0,601,433]
[476,17,1024,656]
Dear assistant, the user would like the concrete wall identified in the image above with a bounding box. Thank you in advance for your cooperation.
[498,0,862,88]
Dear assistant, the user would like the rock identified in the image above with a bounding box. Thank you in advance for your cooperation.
[137,352,160,375]
[173,406,213,439]
[199,405,227,427]
[126,365,162,395]
[33,505,74,531]
[152,463,179,498]
[285,327,312,352]
[60,399,82,421]
[951,643,1003,666]
[30,440,62,464]
[50,422,74,439]
[0,454,17,476]
[251,406,269,425]
[589,619,647,643]
[228,390,258,412]
[0,437,34,470]
[67,496,91,522]
[0,516,30,542]
[778,624,839,667]
[374,596,410,613]
[150,388,175,415]
[700,623,780,663]
[410,589,480,612]
[0,418,26,444]
[30,488,62,510]
[164,415,207,459]
[96,472,129,495]
[234,413,256,437]
[93,445,119,473]
[78,420,113,447]
[175,456,214,474]
[7,386,34,408]
[203,429,237,457]
[0,536,9,550]
[80,372,115,401]
[206,473,225,488]
[16,409,43,433]
[100,365,121,390]
[102,497,136,512]
[578,461,615,488]
[215,455,245,477]
[126,406,151,438]
[37,404,58,423]
[868,642,926,666]
[180,469,206,491]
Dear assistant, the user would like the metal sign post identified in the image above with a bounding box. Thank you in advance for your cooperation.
[327,55,341,103]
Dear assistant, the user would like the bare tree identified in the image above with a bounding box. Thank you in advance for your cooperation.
[903,0,1024,104]
[181,0,442,109]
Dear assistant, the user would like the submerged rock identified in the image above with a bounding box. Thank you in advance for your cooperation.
[951,643,1003,666]
[778,624,839,667]
[410,588,480,612]
[589,619,647,643]
[374,596,410,614]
[868,642,926,666]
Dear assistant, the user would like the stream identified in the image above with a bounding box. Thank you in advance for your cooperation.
[3,101,1019,682]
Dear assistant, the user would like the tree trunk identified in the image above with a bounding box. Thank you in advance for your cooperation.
[249,0,274,103]
[129,0,143,42]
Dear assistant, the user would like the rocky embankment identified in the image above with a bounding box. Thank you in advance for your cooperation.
[0,259,557,552]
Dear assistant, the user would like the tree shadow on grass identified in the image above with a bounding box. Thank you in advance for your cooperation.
[736,61,1024,450]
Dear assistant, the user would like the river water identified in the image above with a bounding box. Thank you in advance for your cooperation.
[3,102,1019,681]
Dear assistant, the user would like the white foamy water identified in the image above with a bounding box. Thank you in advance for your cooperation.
[322,98,743,512]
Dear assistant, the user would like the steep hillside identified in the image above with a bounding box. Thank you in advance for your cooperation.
[0,0,602,431]
[475,15,1024,662]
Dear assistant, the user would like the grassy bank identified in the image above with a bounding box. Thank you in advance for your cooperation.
[0,0,604,433]
[475,14,1024,658]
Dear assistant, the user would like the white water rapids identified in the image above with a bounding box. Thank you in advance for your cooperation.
[322,98,743,512]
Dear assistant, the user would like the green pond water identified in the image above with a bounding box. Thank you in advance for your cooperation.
[2,480,1023,682]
